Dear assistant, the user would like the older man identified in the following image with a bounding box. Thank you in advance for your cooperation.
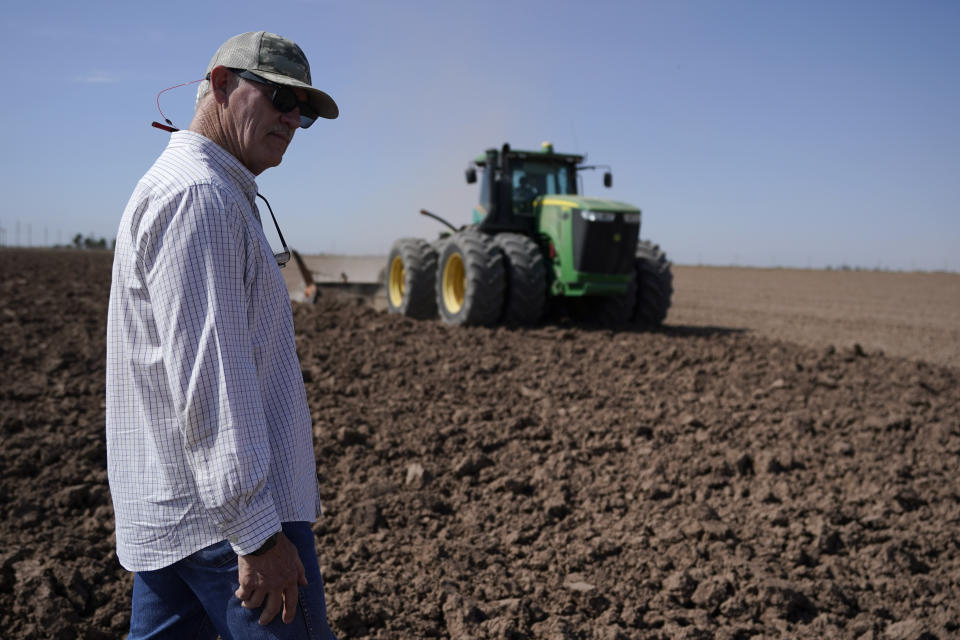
[106,32,338,639]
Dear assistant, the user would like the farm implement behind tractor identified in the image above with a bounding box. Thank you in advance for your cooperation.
[385,142,673,327]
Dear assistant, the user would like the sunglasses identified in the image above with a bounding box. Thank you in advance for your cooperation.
[231,68,318,129]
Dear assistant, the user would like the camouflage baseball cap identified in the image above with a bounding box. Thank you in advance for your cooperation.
[203,31,338,120]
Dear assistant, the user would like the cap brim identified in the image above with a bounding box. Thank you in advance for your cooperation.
[253,69,339,120]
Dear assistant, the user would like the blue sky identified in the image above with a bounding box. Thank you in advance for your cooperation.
[3,0,958,270]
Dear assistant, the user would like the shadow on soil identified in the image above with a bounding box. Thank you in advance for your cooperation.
[531,318,748,337]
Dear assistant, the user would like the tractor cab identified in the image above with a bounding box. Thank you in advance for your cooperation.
[510,157,577,217]
[467,142,588,232]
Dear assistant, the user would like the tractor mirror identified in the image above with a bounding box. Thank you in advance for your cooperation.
[603,172,613,188]
[465,168,477,184]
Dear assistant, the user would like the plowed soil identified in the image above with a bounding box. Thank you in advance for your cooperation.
[2,248,959,640]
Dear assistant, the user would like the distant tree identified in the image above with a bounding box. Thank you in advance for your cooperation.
[69,233,111,250]
[83,236,108,250]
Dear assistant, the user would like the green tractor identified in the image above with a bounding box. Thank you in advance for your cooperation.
[385,142,673,327]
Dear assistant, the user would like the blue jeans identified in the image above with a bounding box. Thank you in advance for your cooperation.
[129,522,337,639]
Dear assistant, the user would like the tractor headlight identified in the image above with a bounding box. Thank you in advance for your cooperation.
[580,210,616,222]
[623,213,641,225]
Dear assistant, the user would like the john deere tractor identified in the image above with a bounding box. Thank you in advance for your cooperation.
[386,142,673,327]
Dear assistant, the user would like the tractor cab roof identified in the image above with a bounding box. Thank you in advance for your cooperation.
[473,142,583,168]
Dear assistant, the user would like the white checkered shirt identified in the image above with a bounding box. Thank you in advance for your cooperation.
[106,131,321,572]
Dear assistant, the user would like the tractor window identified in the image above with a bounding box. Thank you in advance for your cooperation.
[479,169,491,209]
[512,161,575,199]
[543,165,571,195]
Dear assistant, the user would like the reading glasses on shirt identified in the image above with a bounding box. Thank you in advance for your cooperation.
[256,193,292,268]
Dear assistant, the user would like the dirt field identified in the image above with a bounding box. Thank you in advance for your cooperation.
[669,266,960,371]
[288,256,960,370]
[2,248,959,639]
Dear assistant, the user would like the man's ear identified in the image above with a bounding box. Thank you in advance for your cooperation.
[209,65,234,105]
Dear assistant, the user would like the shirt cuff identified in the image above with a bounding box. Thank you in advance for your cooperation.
[221,490,281,556]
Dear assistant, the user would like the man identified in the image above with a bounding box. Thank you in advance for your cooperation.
[106,31,339,639]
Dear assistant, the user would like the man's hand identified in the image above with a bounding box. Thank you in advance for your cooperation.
[236,532,307,625]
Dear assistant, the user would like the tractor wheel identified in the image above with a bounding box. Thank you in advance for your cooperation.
[385,238,438,319]
[492,233,546,325]
[632,239,673,326]
[436,232,505,326]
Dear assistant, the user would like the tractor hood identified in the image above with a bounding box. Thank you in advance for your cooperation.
[538,195,640,213]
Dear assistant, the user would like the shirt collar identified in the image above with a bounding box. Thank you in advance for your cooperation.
[169,130,258,203]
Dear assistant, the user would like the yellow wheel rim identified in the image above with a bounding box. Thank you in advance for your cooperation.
[388,256,406,308]
[442,252,465,314]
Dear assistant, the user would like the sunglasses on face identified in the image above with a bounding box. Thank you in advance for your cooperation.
[230,68,318,129]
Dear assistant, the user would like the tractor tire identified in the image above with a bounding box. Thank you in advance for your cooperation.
[436,231,505,326]
[492,233,547,325]
[632,239,673,326]
[385,238,438,319]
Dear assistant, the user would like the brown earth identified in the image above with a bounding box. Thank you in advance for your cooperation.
[2,248,959,639]
[287,256,960,370]
[668,266,960,371]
